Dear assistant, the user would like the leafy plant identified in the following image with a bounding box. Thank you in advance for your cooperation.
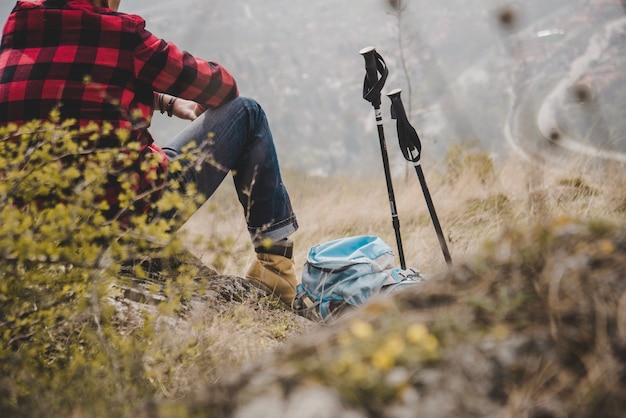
[0,115,204,417]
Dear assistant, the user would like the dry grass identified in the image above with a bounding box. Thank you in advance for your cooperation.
[135,149,625,409]
[87,147,624,418]
[156,150,626,418]
[180,150,625,279]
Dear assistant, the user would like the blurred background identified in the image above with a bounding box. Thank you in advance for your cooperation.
[1,0,625,176]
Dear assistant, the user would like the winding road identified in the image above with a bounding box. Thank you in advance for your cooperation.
[535,15,626,163]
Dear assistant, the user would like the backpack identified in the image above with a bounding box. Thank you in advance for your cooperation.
[293,235,424,322]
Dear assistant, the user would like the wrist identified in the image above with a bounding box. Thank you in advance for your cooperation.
[166,97,178,117]
[157,93,165,114]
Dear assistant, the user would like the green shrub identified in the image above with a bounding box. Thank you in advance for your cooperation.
[0,116,204,417]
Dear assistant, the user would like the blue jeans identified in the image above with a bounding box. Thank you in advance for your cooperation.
[161,96,298,245]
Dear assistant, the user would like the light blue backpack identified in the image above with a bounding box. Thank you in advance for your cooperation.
[293,235,424,322]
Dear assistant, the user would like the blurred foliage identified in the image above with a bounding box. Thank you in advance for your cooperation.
[177,217,626,418]
[444,141,495,184]
[0,116,205,417]
[297,311,441,412]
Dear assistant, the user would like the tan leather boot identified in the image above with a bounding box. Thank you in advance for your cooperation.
[245,252,298,307]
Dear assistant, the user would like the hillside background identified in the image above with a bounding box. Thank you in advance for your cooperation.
[2,0,624,177]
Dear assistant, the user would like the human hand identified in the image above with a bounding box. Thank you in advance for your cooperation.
[172,98,202,121]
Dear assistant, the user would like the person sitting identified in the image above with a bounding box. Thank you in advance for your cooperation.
[0,0,300,306]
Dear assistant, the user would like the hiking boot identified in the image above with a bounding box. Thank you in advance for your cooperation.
[245,240,297,307]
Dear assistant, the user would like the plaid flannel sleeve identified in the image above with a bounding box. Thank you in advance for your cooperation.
[132,16,238,108]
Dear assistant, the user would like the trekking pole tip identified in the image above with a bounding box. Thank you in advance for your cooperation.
[359,46,376,56]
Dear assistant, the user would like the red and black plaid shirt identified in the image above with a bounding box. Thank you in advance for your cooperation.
[0,0,238,216]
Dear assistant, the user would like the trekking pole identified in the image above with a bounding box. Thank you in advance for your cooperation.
[359,46,406,270]
[387,88,453,267]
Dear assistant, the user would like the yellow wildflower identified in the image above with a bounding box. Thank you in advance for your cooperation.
[350,320,373,339]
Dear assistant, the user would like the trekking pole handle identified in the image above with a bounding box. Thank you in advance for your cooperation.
[360,46,379,88]
[387,88,401,98]
[386,88,402,105]
[387,88,422,163]
[387,88,404,123]
[360,46,387,108]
